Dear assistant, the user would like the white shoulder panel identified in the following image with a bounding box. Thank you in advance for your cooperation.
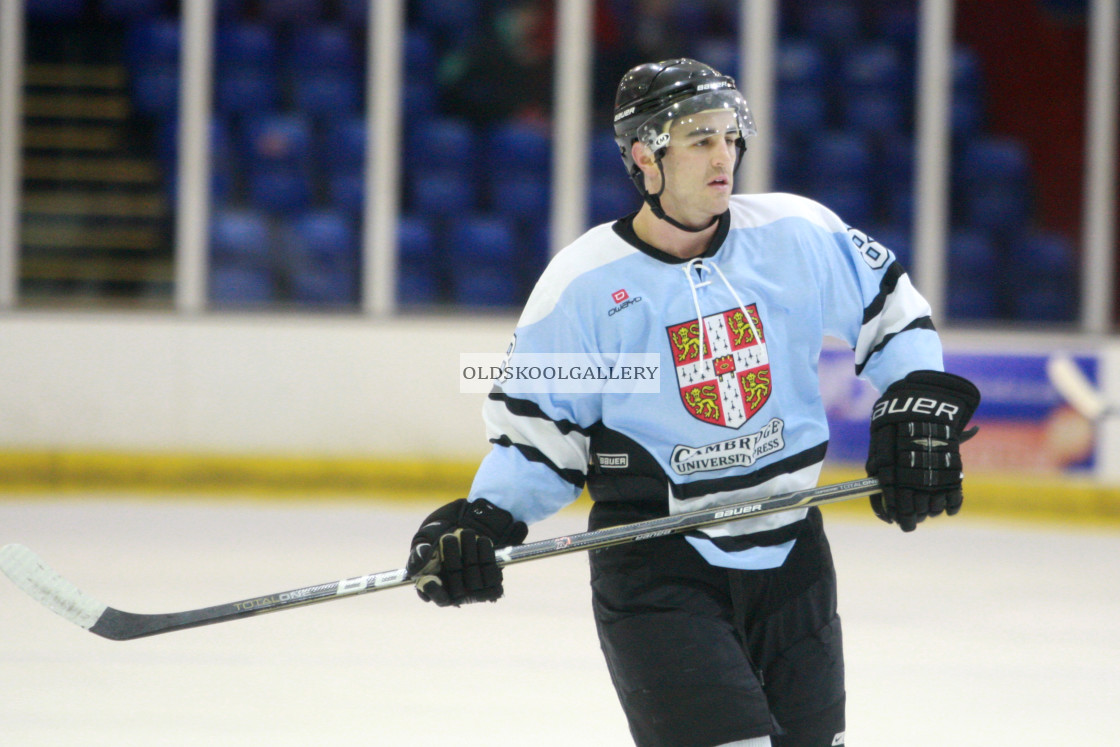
[729,193,847,234]
[519,222,638,327]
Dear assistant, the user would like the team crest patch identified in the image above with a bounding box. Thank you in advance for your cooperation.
[666,304,771,429]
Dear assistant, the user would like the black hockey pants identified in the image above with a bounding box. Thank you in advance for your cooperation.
[590,507,845,747]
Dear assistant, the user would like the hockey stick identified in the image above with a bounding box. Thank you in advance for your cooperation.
[1046,354,1110,420]
[0,476,879,641]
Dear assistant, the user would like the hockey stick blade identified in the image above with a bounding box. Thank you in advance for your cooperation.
[1,476,879,641]
[1047,354,1110,420]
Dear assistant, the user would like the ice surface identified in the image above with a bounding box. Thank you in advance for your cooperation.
[0,495,1117,746]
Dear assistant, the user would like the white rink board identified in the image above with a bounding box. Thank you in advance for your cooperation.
[0,495,1118,746]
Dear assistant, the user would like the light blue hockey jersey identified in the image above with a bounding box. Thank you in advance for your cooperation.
[469,193,944,569]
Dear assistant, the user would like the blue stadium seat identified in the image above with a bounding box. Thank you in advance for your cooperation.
[449,215,517,266]
[248,170,313,213]
[243,115,313,171]
[809,184,875,229]
[398,215,439,304]
[125,18,180,67]
[520,221,553,287]
[951,94,984,139]
[448,215,519,306]
[843,91,905,135]
[415,0,478,46]
[289,25,358,71]
[952,47,984,95]
[214,70,280,115]
[216,23,278,69]
[398,268,440,305]
[880,134,914,190]
[949,285,1001,321]
[802,2,861,47]
[290,271,358,305]
[957,137,1032,233]
[337,0,369,27]
[769,135,804,193]
[589,131,623,179]
[958,137,1030,185]
[209,169,234,207]
[774,90,827,138]
[806,132,873,187]
[451,270,519,307]
[1010,286,1076,322]
[292,73,361,117]
[947,230,999,320]
[409,117,477,173]
[286,211,357,270]
[130,66,178,118]
[876,4,918,47]
[210,209,271,266]
[259,0,321,25]
[215,0,246,20]
[326,173,363,216]
[962,182,1030,233]
[886,188,913,228]
[689,38,739,77]
[840,43,907,96]
[404,30,438,82]
[487,121,551,177]
[1009,230,1077,321]
[409,170,478,216]
[284,211,359,305]
[25,0,85,20]
[588,178,638,226]
[403,81,437,120]
[777,39,827,91]
[210,266,276,305]
[1007,232,1077,320]
[321,118,366,174]
[493,175,550,223]
[668,0,714,36]
[399,214,436,267]
[101,0,166,19]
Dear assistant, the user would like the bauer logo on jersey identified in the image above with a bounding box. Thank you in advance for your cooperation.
[666,305,770,428]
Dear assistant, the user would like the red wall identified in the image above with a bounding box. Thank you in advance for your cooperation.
[955,0,1088,240]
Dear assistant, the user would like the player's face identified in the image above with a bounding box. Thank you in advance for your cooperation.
[659,109,740,225]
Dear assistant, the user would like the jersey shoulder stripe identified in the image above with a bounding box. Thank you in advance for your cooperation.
[519,222,638,327]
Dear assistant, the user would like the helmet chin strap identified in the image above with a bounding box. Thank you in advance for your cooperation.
[644,160,717,233]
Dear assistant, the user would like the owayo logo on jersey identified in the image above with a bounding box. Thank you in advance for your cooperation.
[666,304,771,429]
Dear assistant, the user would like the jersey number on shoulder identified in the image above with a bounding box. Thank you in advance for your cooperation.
[847,227,889,270]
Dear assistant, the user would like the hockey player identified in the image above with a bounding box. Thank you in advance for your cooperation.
[406,59,980,747]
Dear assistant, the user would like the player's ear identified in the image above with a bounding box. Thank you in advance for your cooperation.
[632,141,661,189]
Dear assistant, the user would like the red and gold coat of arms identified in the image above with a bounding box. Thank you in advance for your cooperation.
[666,305,771,429]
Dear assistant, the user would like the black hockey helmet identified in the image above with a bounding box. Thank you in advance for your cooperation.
[613,58,756,230]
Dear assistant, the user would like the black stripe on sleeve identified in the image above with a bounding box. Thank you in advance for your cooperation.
[861,261,906,326]
[489,435,587,488]
[488,389,592,437]
[853,316,936,376]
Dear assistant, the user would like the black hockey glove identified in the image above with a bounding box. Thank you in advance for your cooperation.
[866,370,981,532]
[406,498,528,607]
